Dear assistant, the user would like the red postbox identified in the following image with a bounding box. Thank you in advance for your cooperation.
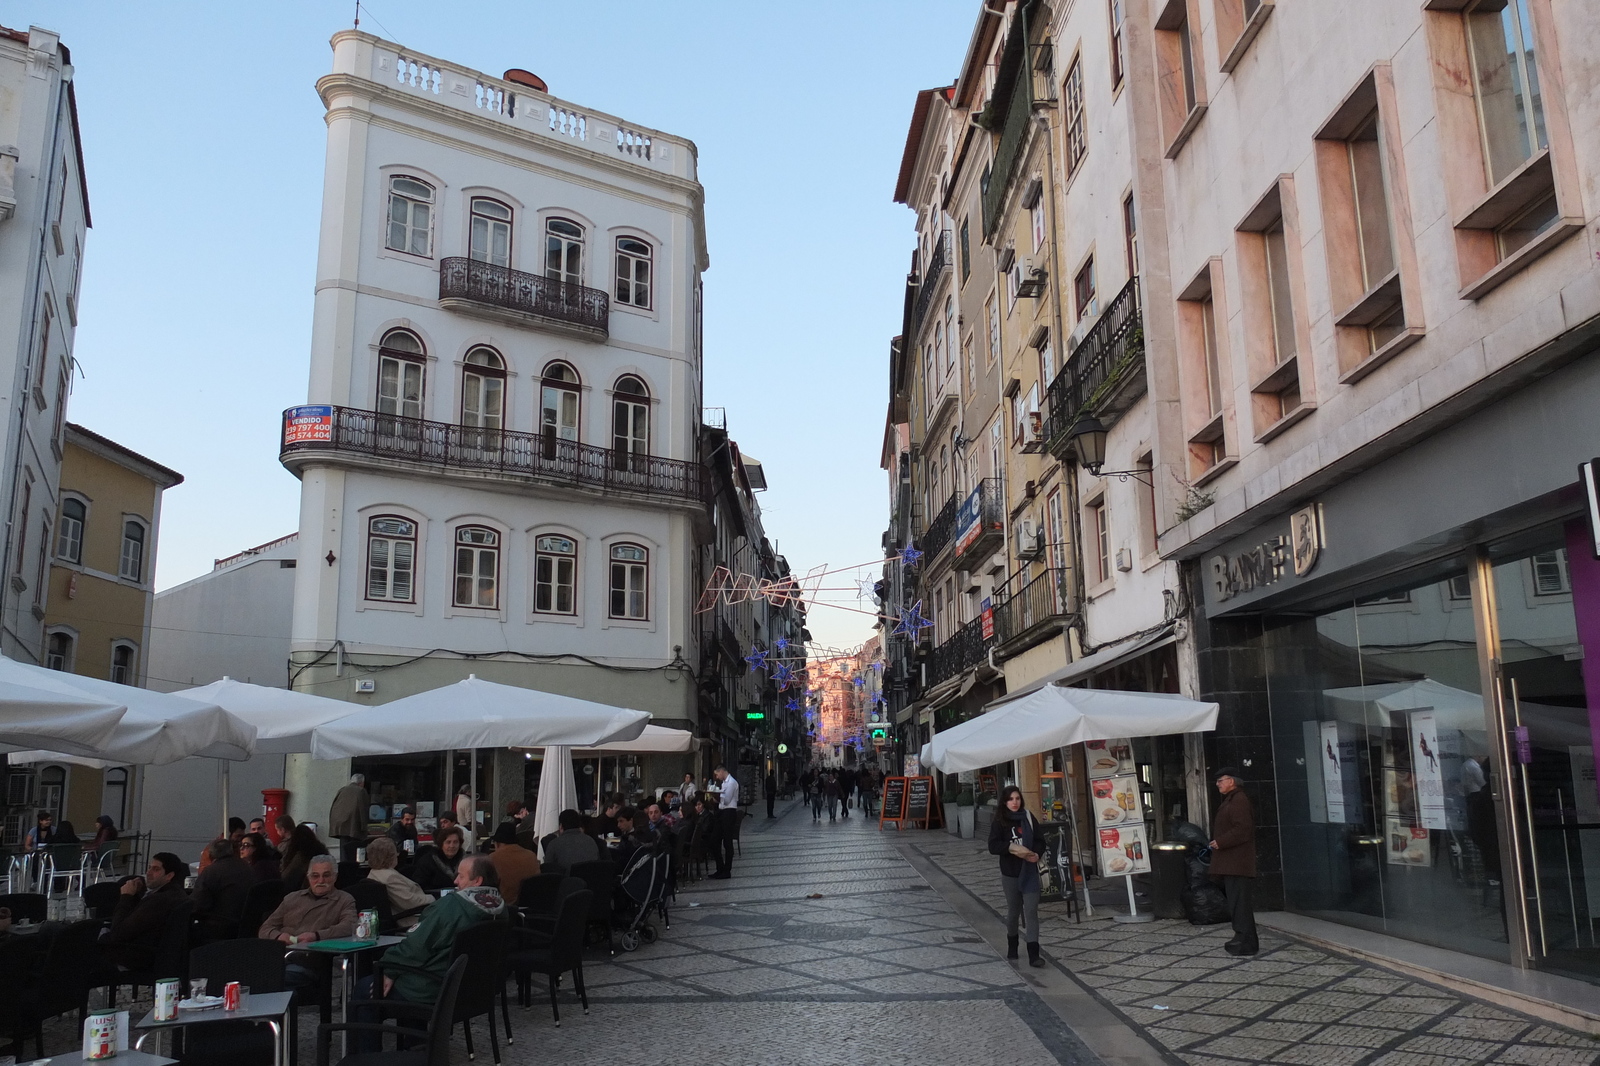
[262,788,291,843]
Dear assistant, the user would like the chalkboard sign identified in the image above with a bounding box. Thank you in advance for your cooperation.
[879,777,908,825]
[907,776,932,823]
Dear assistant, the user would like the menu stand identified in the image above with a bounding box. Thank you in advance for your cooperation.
[1112,874,1153,923]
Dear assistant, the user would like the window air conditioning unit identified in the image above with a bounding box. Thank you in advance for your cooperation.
[1016,518,1045,560]
[1017,259,1048,298]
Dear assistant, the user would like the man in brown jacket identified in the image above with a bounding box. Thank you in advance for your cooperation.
[1208,767,1257,956]
[259,855,357,991]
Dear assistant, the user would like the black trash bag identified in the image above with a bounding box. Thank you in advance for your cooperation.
[1169,820,1209,847]
[1183,880,1231,925]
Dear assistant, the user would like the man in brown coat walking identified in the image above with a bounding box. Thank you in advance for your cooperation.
[1208,767,1257,956]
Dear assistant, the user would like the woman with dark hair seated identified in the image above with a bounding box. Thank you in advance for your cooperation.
[91,815,119,848]
[279,823,330,891]
[411,825,465,892]
[240,832,281,881]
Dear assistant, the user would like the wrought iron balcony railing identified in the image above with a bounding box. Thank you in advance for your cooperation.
[280,405,707,504]
[954,478,1004,561]
[911,232,951,337]
[993,567,1071,647]
[1045,277,1145,454]
[439,257,610,339]
[925,615,995,689]
[919,491,960,561]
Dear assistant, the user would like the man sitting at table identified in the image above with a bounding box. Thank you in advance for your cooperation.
[541,808,600,875]
[351,855,505,1051]
[487,822,539,905]
[192,838,257,941]
[387,807,420,863]
[259,854,357,991]
[102,853,190,970]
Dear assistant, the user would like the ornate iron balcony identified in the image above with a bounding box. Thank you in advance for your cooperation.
[911,232,951,337]
[920,491,960,561]
[993,567,1072,648]
[439,257,609,341]
[1044,277,1145,455]
[925,615,994,688]
[280,405,706,505]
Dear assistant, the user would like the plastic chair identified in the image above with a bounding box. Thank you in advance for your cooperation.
[315,955,467,1066]
[566,860,617,955]
[507,889,591,1027]
[449,921,510,1062]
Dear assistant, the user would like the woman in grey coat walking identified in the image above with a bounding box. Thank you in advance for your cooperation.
[988,785,1046,967]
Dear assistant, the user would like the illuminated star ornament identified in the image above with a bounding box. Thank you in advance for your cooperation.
[852,676,865,688]
[786,699,800,711]
[899,544,923,568]
[774,638,788,653]
[744,647,769,672]
[871,691,887,706]
[893,601,934,637]
[773,662,796,689]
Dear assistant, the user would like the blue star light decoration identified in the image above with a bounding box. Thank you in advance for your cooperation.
[852,676,865,688]
[785,699,800,711]
[744,647,769,672]
[871,691,887,706]
[892,600,935,637]
[899,544,923,568]
[773,662,796,689]
[775,638,788,653]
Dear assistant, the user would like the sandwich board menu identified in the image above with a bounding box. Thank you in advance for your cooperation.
[1085,738,1151,876]
[878,776,908,830]
[877,775,942,831]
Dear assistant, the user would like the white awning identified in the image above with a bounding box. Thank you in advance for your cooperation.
[573,725,695,754]
[921,685,1217,774]
[996,626,1176,706]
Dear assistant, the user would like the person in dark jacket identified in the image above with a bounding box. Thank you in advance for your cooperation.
[240,832,281,881]
[387,807,420,864]
[765,771,778,819]
[988,785,1046,967]
[279,823,330,892]
[412,825,465,892]
[192,838,257,940]
[1208,767,1257,956]
[102,853,190,970]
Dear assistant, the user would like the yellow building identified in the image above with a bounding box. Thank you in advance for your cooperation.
[24,424,182,837]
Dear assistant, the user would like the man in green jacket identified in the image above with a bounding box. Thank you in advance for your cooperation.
[353,854,504,1048]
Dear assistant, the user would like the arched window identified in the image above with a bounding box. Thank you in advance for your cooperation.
[534,535,577,615]
[609,543,648,620]
[366,515,417,602]
[460,347,505,446]
[469,198,512,267]
[614,237,652,307]
[377,329,425,421]
[110,642,136,685]
[611,376,649,471]
[386,176,434,257]
[119,521,145,583]
[540,362,581,455]
[45,630,73,671]
[39,765,65,823]
[453,526,500,609]
[57,498,85,563]
[545,218,584,285]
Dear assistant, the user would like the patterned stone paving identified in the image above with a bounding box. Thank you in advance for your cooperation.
[909,832,1600,1066]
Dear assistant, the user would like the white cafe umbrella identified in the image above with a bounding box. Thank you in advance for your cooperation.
[573,724,695,755]
[309,675,650,760]
[531,746,580,858]
[0,656,254,765]
[0,681,127,758]
[922,686,1219,774]
[177,677,356,754]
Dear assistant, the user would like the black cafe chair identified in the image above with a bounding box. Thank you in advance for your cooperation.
[566,861,616,955]
[507,889,590,1028]
[184,939,289,1066]
[449,921,510,1062]
[316,955,467,1066]
[0,893,47,924]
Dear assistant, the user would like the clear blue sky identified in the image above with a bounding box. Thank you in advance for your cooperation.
[5,0,972,649]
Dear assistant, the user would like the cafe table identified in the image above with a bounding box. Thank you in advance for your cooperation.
[297,935,404,1056]
[133,990,294,1066]
[20,1051,176,1066]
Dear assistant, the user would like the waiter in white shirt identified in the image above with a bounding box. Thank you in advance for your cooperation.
[711,765,739,879]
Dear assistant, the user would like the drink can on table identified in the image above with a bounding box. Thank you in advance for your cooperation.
[154,978,180,1021]
[85,1011,117,1059]
[357,909,379,941]
[223,981,241,1011]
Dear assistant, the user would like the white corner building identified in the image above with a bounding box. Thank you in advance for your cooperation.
[280,33,709,817]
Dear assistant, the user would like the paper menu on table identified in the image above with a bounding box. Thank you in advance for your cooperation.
[1085,737,1132,779]
[1090,774,1143,826]
[1096,824,1151,876]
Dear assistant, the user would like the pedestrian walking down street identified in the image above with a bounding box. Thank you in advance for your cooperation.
[840,768,853,818]
[810,774,825,821]
[824,772,840,822]
[988,785,1046,968]
[765,770,777,819]
[1208,767,1258,956]
[711,764,739,879]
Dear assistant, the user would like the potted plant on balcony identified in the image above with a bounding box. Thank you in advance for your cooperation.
[956,786,976,839]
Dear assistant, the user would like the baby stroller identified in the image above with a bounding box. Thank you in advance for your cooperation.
[616,843,671,951]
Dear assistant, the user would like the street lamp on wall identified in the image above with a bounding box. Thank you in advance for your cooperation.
[1070,416,1152,486]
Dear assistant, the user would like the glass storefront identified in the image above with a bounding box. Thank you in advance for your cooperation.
[1255,526,1598,981]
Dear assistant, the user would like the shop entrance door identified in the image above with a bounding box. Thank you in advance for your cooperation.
[1486,532,1600,982]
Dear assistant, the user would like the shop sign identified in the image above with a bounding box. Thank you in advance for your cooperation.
[954,485,984,555]
[1207,504,1323,607]
[283,405,335,444]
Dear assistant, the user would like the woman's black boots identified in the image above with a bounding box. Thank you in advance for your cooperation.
[1006,935,1019,960]
[1027,941,1046,968]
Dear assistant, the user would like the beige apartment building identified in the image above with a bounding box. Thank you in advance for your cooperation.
[888,0,1600,990]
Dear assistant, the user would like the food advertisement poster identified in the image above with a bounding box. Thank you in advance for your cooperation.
[1097,824,1150,877]
[1085,738,1132,779]
[1385,817,1431,866]
[1090,775,1142,827]
[1408,711,1449,831]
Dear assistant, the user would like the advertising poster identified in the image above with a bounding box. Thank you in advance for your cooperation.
[1035,822,1074,904]
[1385,817,1431,866]
[1409,711,1448,830]
[1319,721,1352,822]
[903,755,921,779]
[1096,824,1151,877]
[1090,774,1142,828]
[953,486,982,556]
[1303,720,1328,823]
[283,404,335,444]
[1085,737,1132,779]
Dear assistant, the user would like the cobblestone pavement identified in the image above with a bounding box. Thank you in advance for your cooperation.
[908,831,1600,1066]
[33,801,1100,1066]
